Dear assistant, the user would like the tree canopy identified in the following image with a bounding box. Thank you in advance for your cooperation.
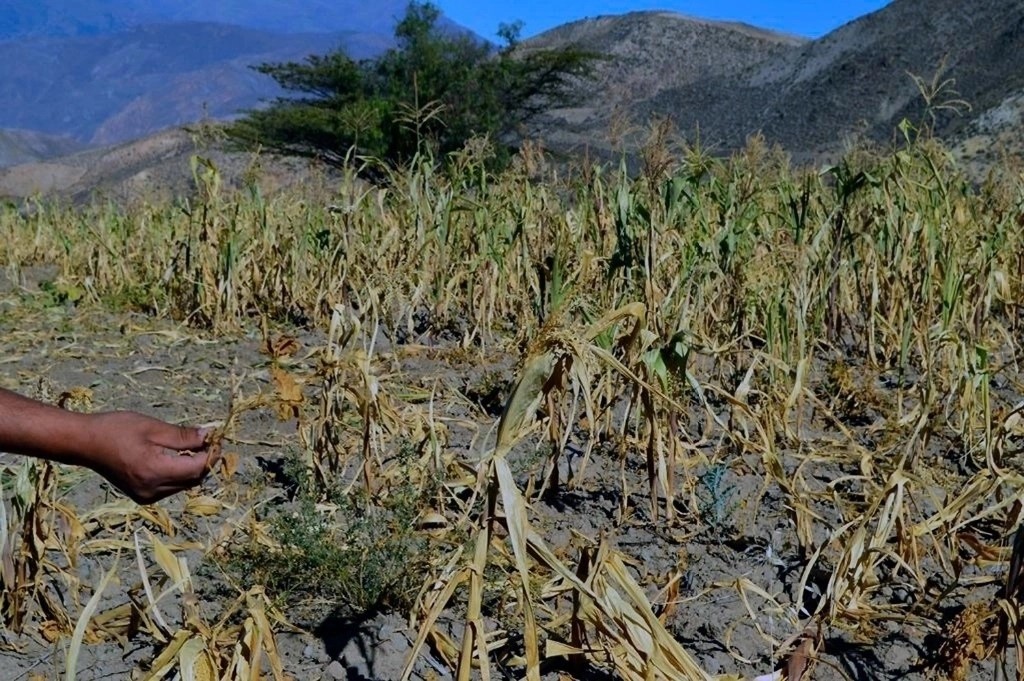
[227,2,597,168]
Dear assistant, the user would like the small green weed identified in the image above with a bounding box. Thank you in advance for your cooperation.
[227,452,434,619]
[697,463,737,530]
[38,278,85,307]
[101,283,162,314]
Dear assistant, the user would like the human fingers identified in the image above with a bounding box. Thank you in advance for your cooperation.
[123,460,211,504]
[151,421,209,452]
[155,446,213,484]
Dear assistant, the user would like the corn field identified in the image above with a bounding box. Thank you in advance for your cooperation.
[1,135,1024,680]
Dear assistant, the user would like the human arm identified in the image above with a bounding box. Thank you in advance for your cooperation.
[0,388,211,504]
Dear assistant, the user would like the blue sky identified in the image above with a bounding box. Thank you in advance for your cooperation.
[435,1,891,40]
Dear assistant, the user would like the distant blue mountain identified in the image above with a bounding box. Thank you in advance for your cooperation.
[0,23,371,145]
[0,0,413,40]
[0,1,454,152]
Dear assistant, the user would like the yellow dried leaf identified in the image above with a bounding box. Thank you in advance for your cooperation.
[150,532,187,587]
[67,557,119,681]
[545,640,586,657]
[40,619,63,642]
[246,588,288,681]
[219,451,240,478]
[180,636,217,681]
[271,366,303,420]
[496,351,555,452]
[57,386,94,412]
[90,603,137,640]
[185,495,225,517]
[143,629,192,681]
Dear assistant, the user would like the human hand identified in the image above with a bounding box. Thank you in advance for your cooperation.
[83,412,213,504]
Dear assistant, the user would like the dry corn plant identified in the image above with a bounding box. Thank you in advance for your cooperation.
[0,457,84,637]
[5,131,1024,680]
[400,303,748,681]
[0,359,262,675]
[299,303,402,493]
[0,384,99,640]
[131,529,294,681]
[56,385,289,680]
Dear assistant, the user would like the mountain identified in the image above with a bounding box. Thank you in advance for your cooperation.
[525,11,805,104]
[953,88,1024,176]
[5,0,1024,191]
[0,23,356,147]
[522,12,805,155]
[0,129,83,167]
[0,0,431,157]
[0,127,328,204]
[529,0,1024,165]
[0,0,412,40]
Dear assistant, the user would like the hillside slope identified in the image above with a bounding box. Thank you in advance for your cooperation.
[531,0,1024,163]
[0,127,327,204]
[7,0,1024,189]
[0,129,82,167]
[0,0,442,154]
[733,0,1024,155]
[523,12,805,153]
[0,1,479,155]
[0,23,353,147]
[0,0,412,39]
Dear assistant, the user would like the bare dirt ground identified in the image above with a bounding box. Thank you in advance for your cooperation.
[0,275,1013,680]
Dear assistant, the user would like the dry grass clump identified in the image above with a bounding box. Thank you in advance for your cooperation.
[1,132,1024,679]
[934,602,997,681]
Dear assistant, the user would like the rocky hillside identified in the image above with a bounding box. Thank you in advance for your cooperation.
[0,0,411,40]
[531,0,1024,165]
[0,127,329,205]
[524,12,805,153]
[0,129,82,168]
[953,88,1024,176]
